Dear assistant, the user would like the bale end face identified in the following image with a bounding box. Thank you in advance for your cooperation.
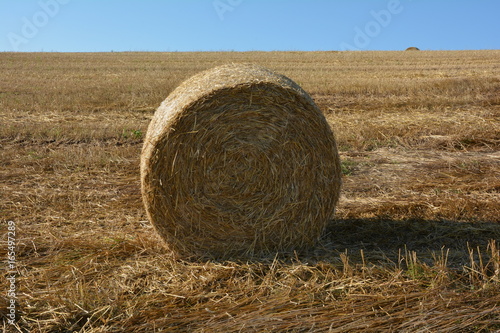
[141,64,342,258]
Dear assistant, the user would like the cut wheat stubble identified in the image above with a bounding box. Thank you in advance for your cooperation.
[141,63,342,258]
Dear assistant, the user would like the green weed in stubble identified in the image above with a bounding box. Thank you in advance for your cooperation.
[121,128,143,140]
[340,159,359,176]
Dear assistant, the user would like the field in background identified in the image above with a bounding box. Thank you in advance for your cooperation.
[1,50,499,332]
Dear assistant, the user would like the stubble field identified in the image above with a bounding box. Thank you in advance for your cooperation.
[1,50,499,332]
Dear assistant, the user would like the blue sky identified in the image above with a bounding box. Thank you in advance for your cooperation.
[1,0,499,52]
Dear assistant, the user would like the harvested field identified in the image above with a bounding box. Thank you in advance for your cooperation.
[1,50,499,332]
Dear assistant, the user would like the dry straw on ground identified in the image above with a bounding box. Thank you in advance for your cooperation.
[141,63,342,258]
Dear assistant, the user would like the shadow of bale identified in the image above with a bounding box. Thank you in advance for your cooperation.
[181,219,499,266]
[315,218,500,266]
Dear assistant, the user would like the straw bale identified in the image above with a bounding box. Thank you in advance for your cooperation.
[140,63,341,258]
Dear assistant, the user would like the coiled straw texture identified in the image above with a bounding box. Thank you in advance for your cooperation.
[141,64,341,258]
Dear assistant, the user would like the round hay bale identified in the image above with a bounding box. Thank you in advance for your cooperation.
[405,47,420,51]
[140,63,341,258]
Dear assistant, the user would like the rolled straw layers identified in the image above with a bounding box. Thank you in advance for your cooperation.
[141,64,341,258]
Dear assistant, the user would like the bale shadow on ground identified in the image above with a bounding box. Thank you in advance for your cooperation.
[178,218,499,266]
[310,218,500,267]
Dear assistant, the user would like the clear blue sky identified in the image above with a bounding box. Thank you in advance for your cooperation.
[1,0,499,52]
